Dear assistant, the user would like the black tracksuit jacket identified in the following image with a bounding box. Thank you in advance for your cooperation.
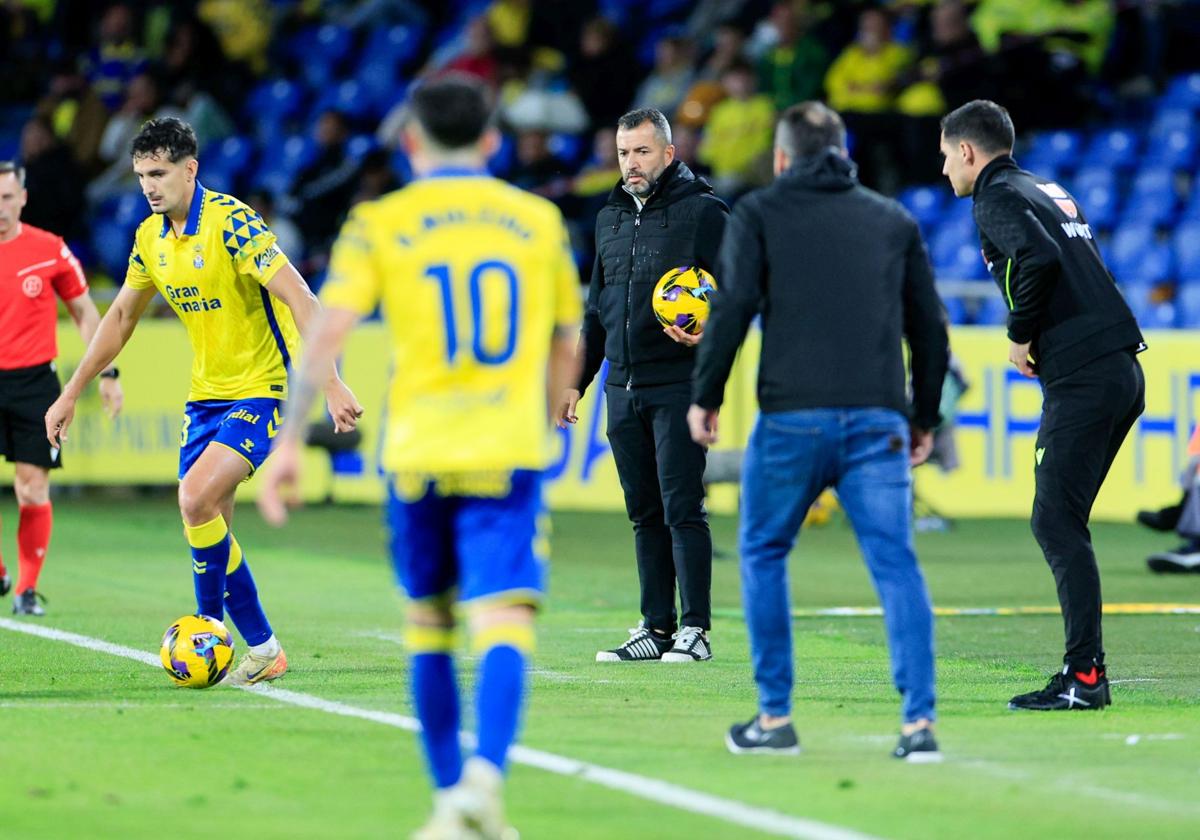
[577,160,729,393]
[693,151,949,430]
[972,155,1144,381]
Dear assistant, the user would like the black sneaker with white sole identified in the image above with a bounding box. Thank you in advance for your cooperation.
[661,626,712,662]
[893,727,943,763]
[595,624,673,662]
[725,717,801,755]
[12,589,46,616]
[1146,544,1200,573]
[1008,665,1110,711]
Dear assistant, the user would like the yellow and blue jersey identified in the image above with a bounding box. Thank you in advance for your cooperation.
[320,168,583,475]
[124,183,300,402]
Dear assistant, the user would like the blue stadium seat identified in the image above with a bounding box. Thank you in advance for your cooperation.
[1076,182,1119,230]
[1025,130,1084,171]
[1120,167,1177,228]
[354,58,406,117]
[974,294,1008,326]
[547,133,586,167]
[92,219,132,278]
[1082,128,1141,170]
[363,24,424,70]
[1143,128,1197,171]
[897,186,946,230]
[315,79,373,121]
[1149,106,1194,136]
[1177,283,1200,326]
[1109,224,1172,285]
[1069,166,1114,193]
[213,135,254,178]
[1180,189,1200,223]
[931,226,987,280]
[1161,72,1200,110]
[246,78,306,123]
[1016,154,1059,182]
[487,132,516,178]
[199,164,237,195]
[279,134,318,174]
[112,191,145,227]
[346,134,379,161]
[1173,221,1200,283]
[942,295,968,325]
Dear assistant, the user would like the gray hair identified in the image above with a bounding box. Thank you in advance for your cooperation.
[0,161,26,187]
[617,108,672,146]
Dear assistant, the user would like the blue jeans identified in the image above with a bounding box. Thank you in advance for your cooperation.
[739,408,936,723]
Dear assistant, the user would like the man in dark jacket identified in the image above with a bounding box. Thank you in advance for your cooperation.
[555,108,728,663]
[939,100,1145,711]
[689,101,949,761]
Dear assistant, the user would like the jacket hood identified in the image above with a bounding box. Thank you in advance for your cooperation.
[780,149,859,192]
[605,160,716,208]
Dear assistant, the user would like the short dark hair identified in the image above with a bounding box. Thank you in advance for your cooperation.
[775,101,846,159]
[407,75,493,150]
[0,161,25,187]
[940,99,1014,154]
[617,107,672,145]
[130,117,198,161]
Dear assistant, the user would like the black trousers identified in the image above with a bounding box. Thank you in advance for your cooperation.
[605,381,712,631]
[1031,349,1145,671]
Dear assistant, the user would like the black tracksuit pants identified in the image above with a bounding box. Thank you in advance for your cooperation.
[605,381,712,632]
[1031,349,1145,671]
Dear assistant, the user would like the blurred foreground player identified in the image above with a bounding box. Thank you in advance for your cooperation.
[45,119,362,683]
[0,161,122,615]
[258,77,581,839]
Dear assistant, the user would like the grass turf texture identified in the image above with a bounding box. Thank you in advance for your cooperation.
[0,498,1198,840]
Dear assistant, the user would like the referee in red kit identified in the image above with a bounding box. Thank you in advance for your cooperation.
[0,161,122,615]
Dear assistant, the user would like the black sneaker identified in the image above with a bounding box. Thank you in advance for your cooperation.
[1008,665,1110,711]
[893,727,943,763]
[725,717,801,755]
[0,573,10,597]
[1136,502,1183,532]
[1146,544,1200,573]
[595,623,673,662]
[12,589,46,616]
[661,626,712,662]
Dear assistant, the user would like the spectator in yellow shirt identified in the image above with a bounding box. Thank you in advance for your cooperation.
[823,8,912,193]
[698,60,775,199]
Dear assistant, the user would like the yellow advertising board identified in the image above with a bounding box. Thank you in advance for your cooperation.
[0,322,1188,522]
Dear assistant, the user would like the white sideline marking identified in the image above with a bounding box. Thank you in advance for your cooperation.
[0,618,879,840]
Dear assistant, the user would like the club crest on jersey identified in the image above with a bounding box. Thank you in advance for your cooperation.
[193,244,205,269]
[21,274,43,297]
[158,251,168,267]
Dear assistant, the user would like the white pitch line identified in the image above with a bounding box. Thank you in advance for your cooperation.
[0,618,879,840]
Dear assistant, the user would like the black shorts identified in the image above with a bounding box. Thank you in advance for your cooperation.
[0,362,63,469]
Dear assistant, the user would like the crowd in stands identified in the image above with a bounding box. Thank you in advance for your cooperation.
[3,0,1200,325]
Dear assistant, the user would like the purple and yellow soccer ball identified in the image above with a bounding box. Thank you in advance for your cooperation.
[652,266,717,335]
[160,614,235,688]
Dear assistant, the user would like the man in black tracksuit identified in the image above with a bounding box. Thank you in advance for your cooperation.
[555,108,728,663]
[940,100,1146,711]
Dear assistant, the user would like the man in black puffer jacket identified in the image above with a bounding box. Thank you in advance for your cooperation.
[555,108,728,664]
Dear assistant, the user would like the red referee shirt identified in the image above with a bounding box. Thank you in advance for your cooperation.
[0,223,89,371]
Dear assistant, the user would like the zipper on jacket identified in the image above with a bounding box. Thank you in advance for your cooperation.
[624,211,641,389]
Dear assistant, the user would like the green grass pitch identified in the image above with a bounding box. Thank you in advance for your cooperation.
[0,497,1197,839]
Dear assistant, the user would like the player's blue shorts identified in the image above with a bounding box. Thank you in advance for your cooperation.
[179,398,284,479]
[386,470,548,610]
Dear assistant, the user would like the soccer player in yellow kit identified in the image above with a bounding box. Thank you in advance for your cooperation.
[45,117,362,685]
[258,78,581,840]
